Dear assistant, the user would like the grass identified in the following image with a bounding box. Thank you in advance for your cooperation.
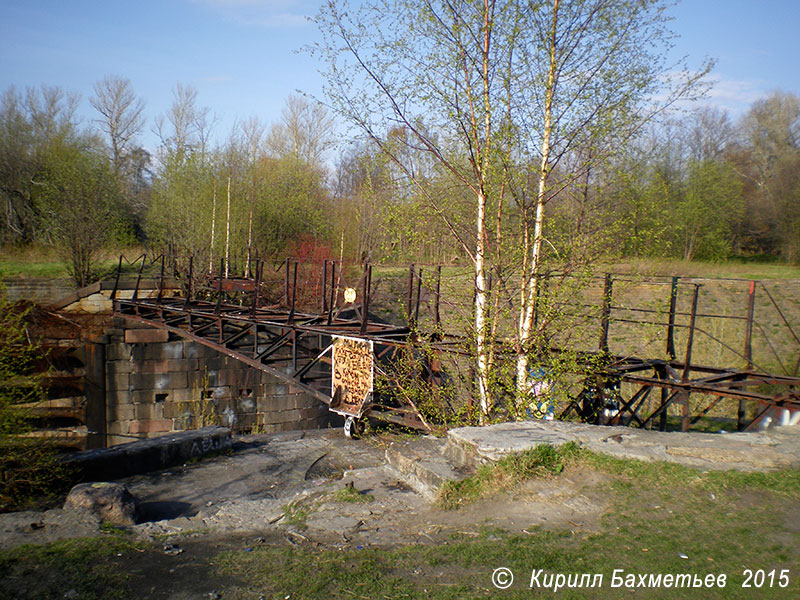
[334,484,375,503]
[281,502,310,529]
[0,244,144,281]
[438,442,581,509]
[613,257,800,281]
[440,443,800,510]
[0,533,146,599]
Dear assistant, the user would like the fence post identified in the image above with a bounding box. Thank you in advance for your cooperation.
[666,276,679,360]
[738,280,756,430]
[679,284,701,432]
[599,273,613,354]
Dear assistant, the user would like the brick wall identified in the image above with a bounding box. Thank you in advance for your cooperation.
[104,322,329,446]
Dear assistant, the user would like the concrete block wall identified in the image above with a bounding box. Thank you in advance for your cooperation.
[104,321,329,446]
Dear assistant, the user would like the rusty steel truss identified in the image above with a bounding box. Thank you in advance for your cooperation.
[113,255,800,434]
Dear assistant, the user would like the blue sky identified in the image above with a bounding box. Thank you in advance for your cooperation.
[1,0,799,152]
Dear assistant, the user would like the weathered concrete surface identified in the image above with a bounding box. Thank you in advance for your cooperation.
[65,426,232,481]
[0,508,102,550]
[448,421,800,471]
[385,436,473,500]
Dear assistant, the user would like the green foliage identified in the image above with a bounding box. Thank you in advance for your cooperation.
[33,140,125,287]
[0,286,73,511]
[253,156,331,259]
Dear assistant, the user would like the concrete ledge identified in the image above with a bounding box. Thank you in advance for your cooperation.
[65,426,232,481]
[447,421,800,472]
[385,436,473,500]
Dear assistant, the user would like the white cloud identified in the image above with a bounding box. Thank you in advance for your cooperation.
[702,75,768,114]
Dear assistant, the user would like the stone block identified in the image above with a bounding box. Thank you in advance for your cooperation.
[106,373,130,392]
[65,426,231,480]
[164,387,199,404]
[300,405,328,420]
[129,419,173,434]
[163,401,195,419]
[106,343,132,361]
[124,328,169,344]
[215,368,247,386]
[107,360,134,374]
[130,371,188,391]
[238,396,256,414]
[259,395,294,412]
[132,341,183,362]
[184,343,219,359]
[108,420,131,435]
[133,358,197,374]
[107,402,134,422]
[198,357,226,371]
[134,402,165,421]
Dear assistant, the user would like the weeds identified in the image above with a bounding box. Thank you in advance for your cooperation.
[281,502,309,529]
[334,484,374,503]
[437,442,580,509]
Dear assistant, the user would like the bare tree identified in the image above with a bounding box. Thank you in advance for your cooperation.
[90,76,146,179]
[265,94,336,168]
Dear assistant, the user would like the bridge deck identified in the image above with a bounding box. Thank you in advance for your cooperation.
[113,256,800,434]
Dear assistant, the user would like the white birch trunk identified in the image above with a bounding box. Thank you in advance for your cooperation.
[209,183,217,273]
[475,188,491,421]
[225,176,231,278]
[516,0,559,401]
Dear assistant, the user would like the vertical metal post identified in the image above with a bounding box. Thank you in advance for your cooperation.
[327,261,336,326]
[284,258,290,306]
[679,284,701,432]
[666,276,679,360]
[157,255,165,304]
[288,261,297,323]
[407,264,415,326]
[131,255,146,303]
[111,255,123,302]
[250,260,261,316]
[414,267,423,325]
[599,273,613,354]
[738,280,756,430]
[434,265,442,330]
[215,258,224,314]
[184,256,193,310]
[360,264,371,335]
[322,260,328,314]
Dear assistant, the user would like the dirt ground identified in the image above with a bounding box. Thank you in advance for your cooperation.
[2,428,798,600]
[0,429,617,598]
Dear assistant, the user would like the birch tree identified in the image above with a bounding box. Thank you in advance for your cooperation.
[313,0,710,419]
[511,0,711,400]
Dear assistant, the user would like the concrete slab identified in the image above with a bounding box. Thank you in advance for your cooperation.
[447,420,800,471]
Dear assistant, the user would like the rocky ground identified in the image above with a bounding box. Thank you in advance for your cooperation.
[1,428,611,552]
[3,421,799,552]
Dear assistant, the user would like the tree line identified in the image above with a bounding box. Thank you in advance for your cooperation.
[1,79,797,288]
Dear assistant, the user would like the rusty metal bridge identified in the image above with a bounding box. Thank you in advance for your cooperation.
[112,255,800,435]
